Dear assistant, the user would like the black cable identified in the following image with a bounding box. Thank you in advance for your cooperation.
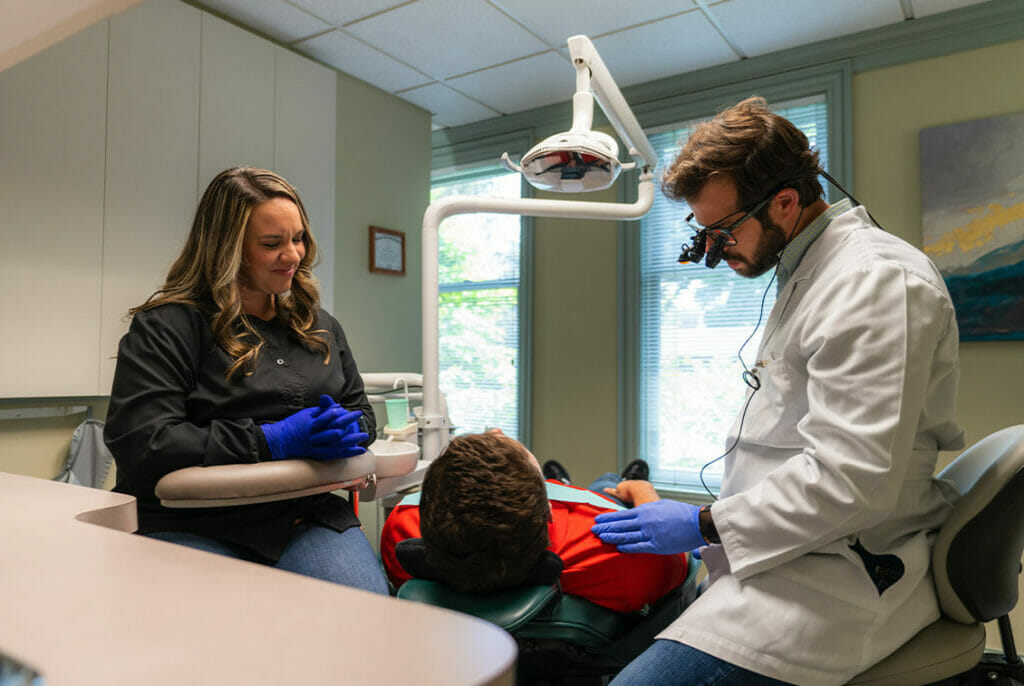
[697,201,806,500]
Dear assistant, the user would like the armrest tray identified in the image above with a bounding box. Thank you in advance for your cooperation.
[155,451,376,508]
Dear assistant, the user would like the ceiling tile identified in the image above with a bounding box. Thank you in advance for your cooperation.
[908,0,992,18]
[495,0,698,47]
[709,0,904,58]
[294,30,432,92]
[197,0,329,43]
[447,51,574,115]
[398,83,502,127]
[590,11,738,88]
[287,0,410,27]
[345,0,549,79]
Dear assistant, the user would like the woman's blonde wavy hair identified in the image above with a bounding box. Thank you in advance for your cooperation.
[132,166,329,379]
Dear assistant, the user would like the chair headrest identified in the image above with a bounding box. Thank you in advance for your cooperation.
[394,538,564,587]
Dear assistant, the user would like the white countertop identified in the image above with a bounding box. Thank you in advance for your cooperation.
[0,471,516,685]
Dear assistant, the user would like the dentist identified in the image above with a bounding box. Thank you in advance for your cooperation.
[593,97,963,685]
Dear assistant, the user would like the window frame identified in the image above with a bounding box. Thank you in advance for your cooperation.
[430,161,534,446]
[618,62,852,500]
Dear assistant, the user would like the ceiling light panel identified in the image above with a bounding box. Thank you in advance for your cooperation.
[294,30,432,92]
[287,0,412,27]
[708,0,903,58]
[345,0,549,79]
[447,51,573,114]
[590,10,737,88]
[198,0,330,43]
[494,0,698,47]
[397,82,502,127]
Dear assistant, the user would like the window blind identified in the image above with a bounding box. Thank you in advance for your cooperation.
[431,169,523,439]
[639,96,829,491]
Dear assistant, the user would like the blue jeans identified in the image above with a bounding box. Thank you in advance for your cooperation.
[147,523,389,595]
[588,472,628,507]
[611,640,793,685]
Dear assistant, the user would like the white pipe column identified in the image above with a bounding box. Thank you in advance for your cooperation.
[419,175,657,461]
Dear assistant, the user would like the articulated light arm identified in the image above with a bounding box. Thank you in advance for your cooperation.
[420,35,658,460]
[567,35,657,173]
[420,182,655,461]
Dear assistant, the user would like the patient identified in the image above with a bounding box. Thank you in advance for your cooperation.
[379,430,688,613]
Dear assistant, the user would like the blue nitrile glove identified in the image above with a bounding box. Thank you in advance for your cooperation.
[261,395,339,461]
[591,499,704,554]
[307,408,369,461]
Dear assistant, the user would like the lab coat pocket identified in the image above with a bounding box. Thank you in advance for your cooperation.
[735,358,803,449]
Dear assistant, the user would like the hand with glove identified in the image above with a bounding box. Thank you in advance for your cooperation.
[591,499,705,554]
[307,405,369,460]
[261,395,366,461]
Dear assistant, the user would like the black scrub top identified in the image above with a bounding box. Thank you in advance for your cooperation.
[104,302,376,560]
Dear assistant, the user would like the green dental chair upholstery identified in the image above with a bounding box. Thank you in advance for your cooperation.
[847,424,1024,686]
[395,538,701,685]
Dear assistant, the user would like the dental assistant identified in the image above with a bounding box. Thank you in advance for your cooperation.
[593,97,963,685]
[105,167,387,594]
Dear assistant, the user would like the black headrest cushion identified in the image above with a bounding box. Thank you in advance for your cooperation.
[395,537,564,587]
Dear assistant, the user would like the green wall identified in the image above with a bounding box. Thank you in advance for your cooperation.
[852,38,1024,458]
[333,70,430,374]
[531,185,622,483]
[851,37,1024,650]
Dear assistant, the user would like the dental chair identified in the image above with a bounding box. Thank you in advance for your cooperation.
[394,538,702,685]
[848,424,1024,686]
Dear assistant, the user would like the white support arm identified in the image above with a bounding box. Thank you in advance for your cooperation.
[420,174,656,461]
[567,35,657,171]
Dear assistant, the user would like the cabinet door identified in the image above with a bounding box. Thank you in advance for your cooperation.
[0,22,108,397]
[100,0,202,393]
[274,47,337,313]
[198,12,275,191]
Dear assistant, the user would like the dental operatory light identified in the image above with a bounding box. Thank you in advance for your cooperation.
[420,35,657,461]
[501,35,657,193]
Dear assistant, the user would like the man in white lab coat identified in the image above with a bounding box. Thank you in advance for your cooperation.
[593,96,964,685]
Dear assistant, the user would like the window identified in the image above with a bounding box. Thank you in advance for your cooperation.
[430,166,529,441]
[636,96,830,494]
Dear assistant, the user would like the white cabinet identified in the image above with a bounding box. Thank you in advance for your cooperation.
[198,13,276,190]
[100,0,202,393]
[0,21,108,397]
[0,0,338,398]
[274,47,337,313]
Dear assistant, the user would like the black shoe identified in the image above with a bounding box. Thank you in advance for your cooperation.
[542,460,572,485]
[620,459,650,482]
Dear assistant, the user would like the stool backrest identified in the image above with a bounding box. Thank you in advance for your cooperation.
[933,425,1024,624]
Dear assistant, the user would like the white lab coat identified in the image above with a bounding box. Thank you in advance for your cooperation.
[658,205,964,685]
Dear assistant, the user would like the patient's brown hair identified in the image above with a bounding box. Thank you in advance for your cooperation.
[419,433,551,593]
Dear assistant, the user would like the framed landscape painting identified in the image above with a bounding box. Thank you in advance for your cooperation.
[920,111,1024,341]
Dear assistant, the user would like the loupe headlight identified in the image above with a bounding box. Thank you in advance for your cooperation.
[678,228,732,269]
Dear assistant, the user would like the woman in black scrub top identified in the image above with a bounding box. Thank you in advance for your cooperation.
[105,166,387,594]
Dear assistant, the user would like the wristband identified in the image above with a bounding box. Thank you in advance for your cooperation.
[698,504,720,544]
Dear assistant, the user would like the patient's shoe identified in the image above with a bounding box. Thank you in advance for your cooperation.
[620,459,650,482]
[542,460,572,485]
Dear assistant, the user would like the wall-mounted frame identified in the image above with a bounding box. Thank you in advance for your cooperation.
[369,225,406,276]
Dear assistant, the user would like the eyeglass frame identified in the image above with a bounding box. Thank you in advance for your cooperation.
[684,194,774,246]
[678,192,777,268]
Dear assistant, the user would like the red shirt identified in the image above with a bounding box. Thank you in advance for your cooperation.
[380,480,687,613]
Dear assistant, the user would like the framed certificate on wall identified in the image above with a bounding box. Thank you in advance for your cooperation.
[369,225,406,276]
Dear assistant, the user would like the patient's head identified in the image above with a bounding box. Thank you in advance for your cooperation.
[419,432,551,593]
